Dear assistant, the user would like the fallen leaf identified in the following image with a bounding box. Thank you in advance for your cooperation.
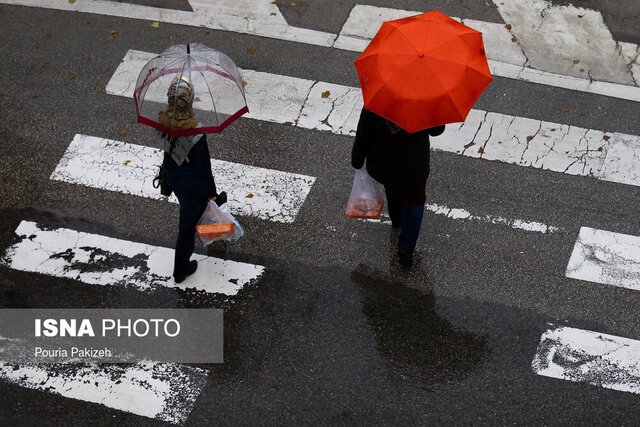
[68,0,76,3]
[95,79,102,86]
[32,42,40,50]
[573,59,580,64]
[497,140,503,144]
[290,1,297,5]
[68,72,78,80]
[526,135,534,142]
[242,80,248,87]
[108,29,118,39]
[559,107,570,113]
[577,14,584,18]
[463,142,475,149]
[597,146,604,152]
[550,128,556,131]
[40,61,52,69]
[636,191,640,198]
[283,121,294,126]
[245,193,254,198]
[603,135,610,141]
[150,21,160,29]
[85,56,92,64]
[504,24,512,30]
[321,90,330,98]
[579,68,585,72]
[270,12,276,16]
[124,160,132,166]
[247,47,257,55]
[68,112,75,118]
[118,128,127,137]
[194,96,201,102]
[478,147,485,154]
[511,36,518,43]
[0,92,7,97]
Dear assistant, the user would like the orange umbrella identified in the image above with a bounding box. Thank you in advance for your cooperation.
[355,10,493,134]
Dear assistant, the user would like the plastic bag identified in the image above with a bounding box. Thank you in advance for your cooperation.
[345,168,384,219]
[197,201,244,245]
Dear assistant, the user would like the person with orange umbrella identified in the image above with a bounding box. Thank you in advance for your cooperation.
[351,11,493,267]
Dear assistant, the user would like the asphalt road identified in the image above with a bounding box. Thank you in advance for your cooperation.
[1,0,639,425]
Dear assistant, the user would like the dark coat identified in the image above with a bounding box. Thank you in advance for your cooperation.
[163,134,217,203]
[351,109,445,187]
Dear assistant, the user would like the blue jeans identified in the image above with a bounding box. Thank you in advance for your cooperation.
[385,187,425,254]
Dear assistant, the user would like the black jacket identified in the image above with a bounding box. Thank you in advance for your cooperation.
[351,109,445,187]
[163,135,217,203]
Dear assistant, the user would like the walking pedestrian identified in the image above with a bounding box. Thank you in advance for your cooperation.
[159,77,218,283]
[351,108,445,267]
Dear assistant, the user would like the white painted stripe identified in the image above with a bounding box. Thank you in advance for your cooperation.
[566,227,640,291]
[0,361,207,424]
[364,206,560,234]
[334,5,640,102]
[532,325,640,395]
[51,134,315,224]
[0,0,335,47]
[1,221,264,295]
[5,0,639,101]
[108,50,640,188]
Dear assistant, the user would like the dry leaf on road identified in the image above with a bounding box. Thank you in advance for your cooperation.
[150,22,160,29]
[245,193,254,198]
[321,91,330,98]
[124,160,132,166]
[118,128,127,137]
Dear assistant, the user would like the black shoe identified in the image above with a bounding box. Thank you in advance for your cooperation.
[391,221,401,229]
[398,251,413,267]
[174,260,198,283]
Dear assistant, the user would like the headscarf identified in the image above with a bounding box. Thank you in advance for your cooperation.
[158,77,199,130]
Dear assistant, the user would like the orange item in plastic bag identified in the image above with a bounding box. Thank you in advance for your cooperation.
[345,199,384,219]
[196,223,235,241]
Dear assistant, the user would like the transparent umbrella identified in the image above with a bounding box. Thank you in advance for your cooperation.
[134,43,248,137]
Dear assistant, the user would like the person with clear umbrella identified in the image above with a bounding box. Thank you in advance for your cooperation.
[159,77,219,283]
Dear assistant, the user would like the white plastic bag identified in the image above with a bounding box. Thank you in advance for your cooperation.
[197,201,244,245]
[345,168,384,219]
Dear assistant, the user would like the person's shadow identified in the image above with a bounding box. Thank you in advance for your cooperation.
[351,264,490,389]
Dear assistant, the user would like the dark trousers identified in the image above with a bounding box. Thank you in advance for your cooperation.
[385,186,425,254]
[173,197,208,277]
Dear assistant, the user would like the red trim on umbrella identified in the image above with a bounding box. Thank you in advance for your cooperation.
[137,105,249,137]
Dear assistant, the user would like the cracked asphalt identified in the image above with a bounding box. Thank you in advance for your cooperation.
[1,1,640,425]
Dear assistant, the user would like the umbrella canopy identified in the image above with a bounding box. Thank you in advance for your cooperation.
[134,43,248,137]
[355,11,493,134]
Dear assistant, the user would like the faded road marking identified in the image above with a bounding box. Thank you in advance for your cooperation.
[1,220,264,295]
[51,135,316,224]
[109,50,640,188]
[0,361,207,424]
[533,325,640,395]
[566,227,640,291]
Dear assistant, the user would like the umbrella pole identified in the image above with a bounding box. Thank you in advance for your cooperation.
[187,43,190,54]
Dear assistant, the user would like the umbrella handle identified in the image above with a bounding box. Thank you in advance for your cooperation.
[187,43,190,54]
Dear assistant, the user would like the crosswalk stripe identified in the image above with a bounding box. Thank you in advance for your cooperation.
[0,361,207,424]
[0,0,335,47]
[1,220,264,295]
[532,325,640,395]
[109,50,640,188]
[566,227,640,291]
[51,134,315,224]
[334,5,640,102]
[365,206,561,234]
[4,0,639,101]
